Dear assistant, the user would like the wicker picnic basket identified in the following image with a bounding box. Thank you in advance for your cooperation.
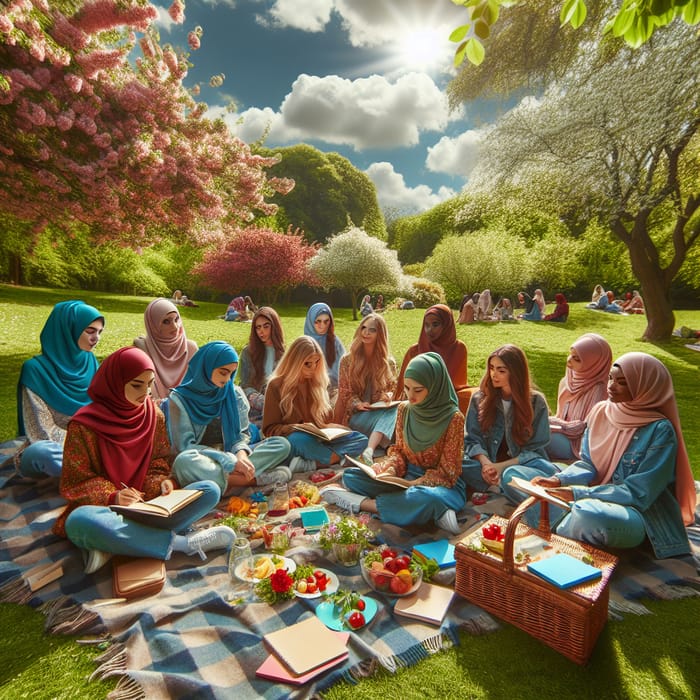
[455,496,619,664]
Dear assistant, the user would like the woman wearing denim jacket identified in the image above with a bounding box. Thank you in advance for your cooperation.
[502,353,695,558]
[462,344,555,492]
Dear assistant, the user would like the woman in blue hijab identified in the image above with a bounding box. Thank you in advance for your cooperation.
[17,300,104,478]
[166,341,291,494]
[303,302,345,394]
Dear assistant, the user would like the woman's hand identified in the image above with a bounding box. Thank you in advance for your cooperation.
[548,487,574,503]
[117,486,144,506]
[234,452,255,481]
[532,476,561,488]
[160,478,175,496]
[355,401,371,412]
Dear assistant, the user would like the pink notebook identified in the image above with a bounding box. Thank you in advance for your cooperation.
[256,631,350,684]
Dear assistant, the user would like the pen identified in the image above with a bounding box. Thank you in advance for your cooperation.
[120,482,144,502]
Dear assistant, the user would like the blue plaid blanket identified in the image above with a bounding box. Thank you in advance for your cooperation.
[1,440,698,699]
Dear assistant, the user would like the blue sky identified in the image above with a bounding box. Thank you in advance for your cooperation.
[154,0,492,216]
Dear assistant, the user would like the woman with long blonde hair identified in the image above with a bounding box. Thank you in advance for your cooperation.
[334,314,398,464]
[263,336,368,471]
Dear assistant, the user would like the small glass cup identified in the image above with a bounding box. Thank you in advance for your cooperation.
[227,537,254,603]
[268,481,290,518]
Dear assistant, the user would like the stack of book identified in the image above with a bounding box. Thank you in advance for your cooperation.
[256,616,350,685]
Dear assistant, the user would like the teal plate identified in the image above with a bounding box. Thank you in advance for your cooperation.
[316,596,378,631]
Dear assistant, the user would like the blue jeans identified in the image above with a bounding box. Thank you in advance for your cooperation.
[19,440,63,478]
[64,480,221,559]
[547,432,576,461]
[464,456,558,493]
[348,405,398,442]
[342,463,466,527]
[287,430,368,464]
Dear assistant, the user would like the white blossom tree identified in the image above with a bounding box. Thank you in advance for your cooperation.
[309,226,402,319]
[468,24,700,340]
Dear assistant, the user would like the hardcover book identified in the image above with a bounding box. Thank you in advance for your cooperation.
[413,539,456,569]
[394,582,455,625]
[343,454,410,488]
[526,552,602,589]
[293,423,352,442]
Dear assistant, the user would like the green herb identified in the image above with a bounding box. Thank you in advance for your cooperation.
[294,564,314,581]
[411,550,439,581]
[322,588,362,617]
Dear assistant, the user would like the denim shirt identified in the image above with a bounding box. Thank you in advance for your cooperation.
[165,386,252,475]
[464,391,551,464]
[558,419,690,559]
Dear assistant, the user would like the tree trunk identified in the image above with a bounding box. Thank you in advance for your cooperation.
[625,243,675,341]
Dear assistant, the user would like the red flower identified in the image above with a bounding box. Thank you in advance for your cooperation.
[269,569,293,594]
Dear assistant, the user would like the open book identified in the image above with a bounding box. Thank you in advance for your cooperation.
[293,423,352,442]
[111,489,203,525]
[508,476,572,510]
[367,400,401,409]
[342,454,411,488]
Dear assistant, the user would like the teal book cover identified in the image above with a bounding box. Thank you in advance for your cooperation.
[527,553,602,589]
[413,540,456,569]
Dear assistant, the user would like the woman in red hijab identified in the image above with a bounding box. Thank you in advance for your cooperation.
[504,352,695,558]
[54,347,233,575]
[394,304,471,414]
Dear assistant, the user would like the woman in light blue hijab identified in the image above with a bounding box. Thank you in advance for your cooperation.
[17,300,104,478]
[166,341,291,494]
[303,302,345,392]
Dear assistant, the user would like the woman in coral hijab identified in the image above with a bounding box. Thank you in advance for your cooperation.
[395,304,471,414]
[134,298,198,403]
[548,333,612,461]
[503,352,695,558]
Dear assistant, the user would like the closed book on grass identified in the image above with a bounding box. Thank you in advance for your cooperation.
[256,631,349,684]
[343,454,411,488]
[413,539,456,569]
[292,423,352,442]
[527,553,602,589]
[263,615,348,676]
[394,582,455,625]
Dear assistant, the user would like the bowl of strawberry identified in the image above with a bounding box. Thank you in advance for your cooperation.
[360,546,422,597]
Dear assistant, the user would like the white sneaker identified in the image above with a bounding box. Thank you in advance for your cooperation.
[256,466,292,485]
[83,549,112,575]
[290,456,317,473]
[436,509,461,535]
[185,525,236,560]
[320,484,365,514]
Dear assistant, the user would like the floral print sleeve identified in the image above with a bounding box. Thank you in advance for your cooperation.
[379,404,464,488]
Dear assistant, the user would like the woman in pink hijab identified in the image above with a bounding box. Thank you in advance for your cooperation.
[504,352,695,559]
[548,333,612,461]
[134,298,198,403]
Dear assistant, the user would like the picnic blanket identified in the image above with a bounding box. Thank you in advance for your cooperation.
[1,439,699,699]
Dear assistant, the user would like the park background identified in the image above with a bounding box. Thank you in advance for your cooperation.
[1,1,699,698]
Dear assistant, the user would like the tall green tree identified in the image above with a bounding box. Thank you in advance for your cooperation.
[468,25,700,339]
[256,144,386,244]
[309,226,402,319]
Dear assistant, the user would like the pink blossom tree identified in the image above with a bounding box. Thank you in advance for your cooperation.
[0,0,293,250]
[195,226,319,302]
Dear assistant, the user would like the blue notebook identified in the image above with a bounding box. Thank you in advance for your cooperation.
[527,553,602,589]
[413,540,456,569]
[299,507,329,532]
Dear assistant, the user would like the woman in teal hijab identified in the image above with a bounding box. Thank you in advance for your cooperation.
[17,300,104,478]
[166,341,292,495]
[303,302,345,391]
[323,352,467,534]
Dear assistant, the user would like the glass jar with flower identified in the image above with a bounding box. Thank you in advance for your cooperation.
[318,514,373,567]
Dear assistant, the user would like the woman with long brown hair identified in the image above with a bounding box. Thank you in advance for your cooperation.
[333,313,398,464]
[462,344,554,492]
[239,307,286,429]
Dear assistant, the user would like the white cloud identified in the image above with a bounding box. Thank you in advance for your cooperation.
[365,162,456,214]
[426,130,482,178]
[259,0,334,32]
[153,5,177,33]
[225,72,450,151]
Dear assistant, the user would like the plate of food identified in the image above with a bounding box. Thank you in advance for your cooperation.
[234,554,296,583]
[316,594,377,631]
[293,568,339,599]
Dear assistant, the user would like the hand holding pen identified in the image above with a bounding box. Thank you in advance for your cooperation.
[118,482,145,506]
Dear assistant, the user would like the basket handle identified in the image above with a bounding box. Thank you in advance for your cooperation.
[502,495,551,574]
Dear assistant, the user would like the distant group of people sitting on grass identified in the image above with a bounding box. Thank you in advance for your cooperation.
[14,295,694,581]
[586,285,645,314]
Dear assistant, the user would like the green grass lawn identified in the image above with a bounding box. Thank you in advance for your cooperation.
[1,283,699,699]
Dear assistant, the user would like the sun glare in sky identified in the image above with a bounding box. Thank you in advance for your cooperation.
[396,27,448,73]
